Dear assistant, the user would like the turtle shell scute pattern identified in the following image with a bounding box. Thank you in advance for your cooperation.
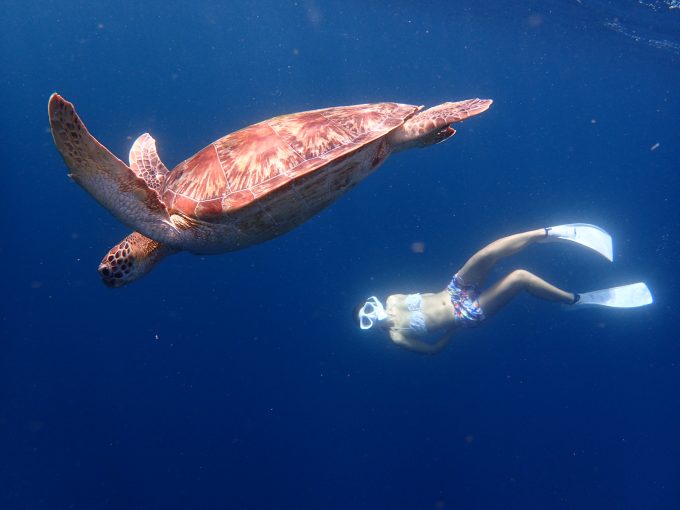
[162,102,419,219]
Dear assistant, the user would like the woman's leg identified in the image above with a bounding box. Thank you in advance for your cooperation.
[457,228,547,286]
[478,269,574,317]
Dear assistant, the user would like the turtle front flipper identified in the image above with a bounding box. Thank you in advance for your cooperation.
[389,98,493,151]
[48,94,179,245]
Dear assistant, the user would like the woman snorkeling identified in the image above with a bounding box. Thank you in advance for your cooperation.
[355,224,653,354]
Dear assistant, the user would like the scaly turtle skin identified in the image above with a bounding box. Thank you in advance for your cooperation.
[49,94,492,287]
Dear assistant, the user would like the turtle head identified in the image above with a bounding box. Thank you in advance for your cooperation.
[98,232,177,287]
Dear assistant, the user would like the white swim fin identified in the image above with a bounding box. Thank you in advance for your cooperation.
[572,282,653,308]
[541,223,613,262]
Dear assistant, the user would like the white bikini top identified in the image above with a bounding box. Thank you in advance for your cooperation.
[395,293,428,336]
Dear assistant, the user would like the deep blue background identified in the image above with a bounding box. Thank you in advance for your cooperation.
[1,1,679,509]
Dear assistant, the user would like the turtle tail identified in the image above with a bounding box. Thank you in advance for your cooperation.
[98,232,178,287]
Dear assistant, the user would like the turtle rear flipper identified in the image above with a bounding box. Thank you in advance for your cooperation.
[389,98,493,150]
[129,133,169,192]
[48,94,178,244]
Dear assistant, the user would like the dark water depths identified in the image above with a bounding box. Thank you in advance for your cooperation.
[1,1,679,509]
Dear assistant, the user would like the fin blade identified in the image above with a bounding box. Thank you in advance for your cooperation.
[569,223,614,262]
[576,282,653,308]
[542,223,613,261]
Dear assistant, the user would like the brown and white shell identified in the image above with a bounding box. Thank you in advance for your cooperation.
[160,103,420,220]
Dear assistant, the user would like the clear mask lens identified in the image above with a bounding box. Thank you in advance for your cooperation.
[360,315,374,329]
[363,302,376,314]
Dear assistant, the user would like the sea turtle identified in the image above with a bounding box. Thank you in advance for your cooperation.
[48,93,492,287]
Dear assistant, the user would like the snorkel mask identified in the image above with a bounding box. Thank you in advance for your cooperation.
[358,296,388,330]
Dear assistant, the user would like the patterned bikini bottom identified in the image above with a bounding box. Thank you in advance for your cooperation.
[447,273,486,327]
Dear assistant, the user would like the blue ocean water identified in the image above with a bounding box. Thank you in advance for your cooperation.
[1,1,679,508]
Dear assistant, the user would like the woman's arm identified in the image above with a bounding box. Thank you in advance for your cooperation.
[390,328,456,355]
